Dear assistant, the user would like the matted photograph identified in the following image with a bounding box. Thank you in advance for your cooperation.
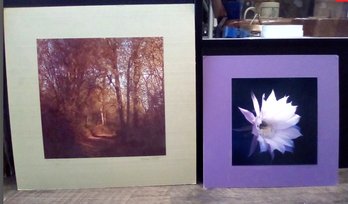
[203,55,339,188]
[5,4,196,189]
[37,37,166,158]
[232,78,317,165]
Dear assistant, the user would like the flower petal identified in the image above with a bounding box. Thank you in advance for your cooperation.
[248,136,259,157]
[265,137,286,153]
[273,114,301,130]
[238,107,255,124]
[278,95,289,104]
[277,126,302,139]
[261,90,300,130]
[268,90,277,102]
[272,136,294,148]
[251,92,260,116]
[257,136,268,152]
[284,114,300,128]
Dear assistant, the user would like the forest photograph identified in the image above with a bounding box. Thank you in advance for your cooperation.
[37,37,166,158]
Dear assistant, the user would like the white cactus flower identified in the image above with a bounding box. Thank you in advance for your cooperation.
[238,90,302,158]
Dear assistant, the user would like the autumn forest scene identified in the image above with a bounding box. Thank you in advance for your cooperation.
[37,37,165,158]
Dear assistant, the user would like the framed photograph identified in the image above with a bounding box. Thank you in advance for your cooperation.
[203,55,339,188]
[5,4,196,189]
[37,37,166,159]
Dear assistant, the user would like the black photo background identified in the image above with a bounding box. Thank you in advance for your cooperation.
[232,78,318,165]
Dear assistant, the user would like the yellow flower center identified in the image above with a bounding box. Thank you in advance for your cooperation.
[258,121,274,138]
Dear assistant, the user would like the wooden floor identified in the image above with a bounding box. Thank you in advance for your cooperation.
[4,169,348,204]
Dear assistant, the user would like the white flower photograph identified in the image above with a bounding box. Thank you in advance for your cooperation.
[232,78,317,165]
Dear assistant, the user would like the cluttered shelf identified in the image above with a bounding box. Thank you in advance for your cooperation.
[203,0,348,39]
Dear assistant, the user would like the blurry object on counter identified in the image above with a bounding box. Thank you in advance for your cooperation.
[223,26,251,37]
[244,1,280,19]
[261,24,303,38]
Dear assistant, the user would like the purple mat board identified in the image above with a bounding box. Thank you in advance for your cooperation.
[203,55,339,188]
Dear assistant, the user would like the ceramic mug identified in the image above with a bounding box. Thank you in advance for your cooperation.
[243,2,280,19]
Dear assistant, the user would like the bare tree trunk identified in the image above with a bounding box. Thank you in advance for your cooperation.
[126,58,132,127]
[126,39,142,128]
[100,106,105,125]
[133,96,139,127]
[113,71,125,128]
[132,63,141,128]
[106,39,126,129]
